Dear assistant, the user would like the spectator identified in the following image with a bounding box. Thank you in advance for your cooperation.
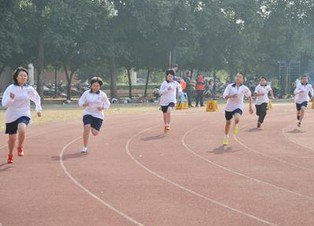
[195,73,205,107]
[183,70,195,107]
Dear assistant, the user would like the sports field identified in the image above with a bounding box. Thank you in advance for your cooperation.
[1,103,314,226]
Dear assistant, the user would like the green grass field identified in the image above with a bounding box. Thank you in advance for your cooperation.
[0,104,158,132]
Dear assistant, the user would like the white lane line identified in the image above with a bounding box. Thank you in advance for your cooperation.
[126,126,276,226]
[234,134,314,174]
[59,136,145,226]
[182,126,314,201]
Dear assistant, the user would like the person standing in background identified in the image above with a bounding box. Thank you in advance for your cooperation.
[183,71,195,107]
[195,73,205,107]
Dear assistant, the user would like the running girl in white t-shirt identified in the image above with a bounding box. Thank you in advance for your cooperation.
[1,67,42,164]
[254,76,275,128]
[78,77,111,153]
[294,75,313,127]
[159,69,182,131]
[222,73,253,145]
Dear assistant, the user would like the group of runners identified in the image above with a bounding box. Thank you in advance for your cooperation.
[1,67,313,164]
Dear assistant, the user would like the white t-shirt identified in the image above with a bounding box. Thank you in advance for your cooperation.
[159,81,182,106]
[254,84,272,105]
[294,83,313,104]
[1,84,42,123]
[78,90,111,120]
[223,83,252,112]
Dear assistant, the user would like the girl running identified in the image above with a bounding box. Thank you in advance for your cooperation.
[78,77,111,153]
[222,72,253,145]
[1,67,42,164]
[294,75,313,127]
[159,69,182,131]
[254,76,275,128]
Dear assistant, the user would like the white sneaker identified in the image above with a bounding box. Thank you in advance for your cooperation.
[81,147,88,154]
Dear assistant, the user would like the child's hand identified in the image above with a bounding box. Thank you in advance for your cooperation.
[9,92,15,99]
[97,106,104,111]
[229,94,237,98]
[82,101,89,107]
[37,112,42,117]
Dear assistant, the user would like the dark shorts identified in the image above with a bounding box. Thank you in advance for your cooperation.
[161,102,175,113]
[296,101,308,111]
[5,116,30,135]
[225,109,243,121]
[83,115,103,131]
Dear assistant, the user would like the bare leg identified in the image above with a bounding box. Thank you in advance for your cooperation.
[299,107,306,123]
[225,120,232,135]
[163,113,167,125]
[166,112,171,125]
[8,134,17,155]
[17,123,27,148]
[234,113,241,126]
[91,128,99,136]
[83,125,91,147]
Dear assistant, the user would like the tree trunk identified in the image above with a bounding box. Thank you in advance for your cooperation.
[109,57,117,99]
[36,31,44,98]
[64,64,74,101]
[127,68,132,99]
[0,64,5,80]
[144,68,151,97]
[213,70,217,99]
[54,67,58,98]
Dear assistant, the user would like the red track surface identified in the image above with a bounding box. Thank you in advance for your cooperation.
[1,104,314,226]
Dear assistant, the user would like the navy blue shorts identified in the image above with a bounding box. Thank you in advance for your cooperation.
[161,102,175,113]
[5,116,30,135]
[225,109,243,121]
[83,115,103,131]
[296,101,308,111]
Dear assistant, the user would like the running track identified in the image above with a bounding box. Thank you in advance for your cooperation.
[0,104,314,226]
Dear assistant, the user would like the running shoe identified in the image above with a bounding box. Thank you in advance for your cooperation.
[7,154,13,164]
[233,125,239,135]
[17,147,24,156]
[223,136,229,146]
[297,122,301,127]
[165,125,171,131]
[257,122,261,128]
[81,147,88,154]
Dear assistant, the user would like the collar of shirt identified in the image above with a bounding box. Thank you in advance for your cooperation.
[90,90,100,94]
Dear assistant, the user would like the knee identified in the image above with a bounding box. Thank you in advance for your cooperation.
[91,129,99,136]
[9,135,17,143]
[226,120,232,126]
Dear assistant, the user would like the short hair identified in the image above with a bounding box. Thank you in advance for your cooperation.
[166,69,175,76]
[238,72,246,77]
[13,67,28,85]
[260,76,267,80]
[90,77,103,86]
[301,75,308,79]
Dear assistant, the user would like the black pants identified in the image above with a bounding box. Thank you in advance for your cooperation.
[255,103,268,123]
[195,90,204,107]
[186,89,193,106]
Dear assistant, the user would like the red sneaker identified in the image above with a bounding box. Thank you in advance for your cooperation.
[7,154,13,164]
[17,147,24,156]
